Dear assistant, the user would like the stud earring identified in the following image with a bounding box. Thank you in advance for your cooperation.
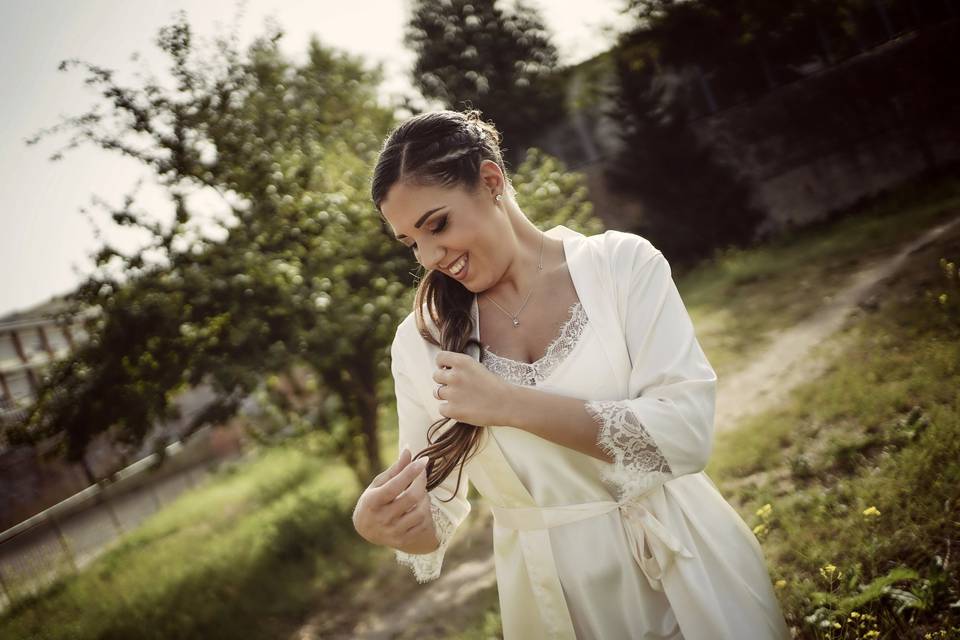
[495,194,502,202]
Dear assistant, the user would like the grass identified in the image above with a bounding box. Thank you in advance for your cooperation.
[0,446,377,640]
[680,173,960,378]
[703,198,960,638]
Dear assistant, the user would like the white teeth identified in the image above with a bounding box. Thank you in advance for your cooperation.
[450,254,467,275]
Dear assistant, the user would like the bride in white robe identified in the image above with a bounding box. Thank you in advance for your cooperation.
[391,224,792,640]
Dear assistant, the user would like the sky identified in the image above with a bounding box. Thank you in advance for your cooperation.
[0,0,634,318]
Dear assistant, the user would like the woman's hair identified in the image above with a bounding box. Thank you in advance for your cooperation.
[370,108,514,501]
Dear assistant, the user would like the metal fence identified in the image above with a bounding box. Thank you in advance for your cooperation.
[0,428,245,611]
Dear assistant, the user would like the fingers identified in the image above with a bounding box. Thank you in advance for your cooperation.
[374,455,429,505]
[370,445,412,489]
[432,367,453,384]
[385,459,429,519]
[435,350,469,369]
[394,499,430,536]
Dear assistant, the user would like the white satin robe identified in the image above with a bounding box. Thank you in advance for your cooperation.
[389,225,792,640]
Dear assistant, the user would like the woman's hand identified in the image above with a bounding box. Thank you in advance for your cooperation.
[352,447,437,553]
[432,350,514,426]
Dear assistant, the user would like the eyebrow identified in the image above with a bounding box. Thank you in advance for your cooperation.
[395,206,446,240]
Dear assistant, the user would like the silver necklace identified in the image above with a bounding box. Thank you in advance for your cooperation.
[484,230,545,328]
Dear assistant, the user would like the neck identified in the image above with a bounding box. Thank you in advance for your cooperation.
[482,205,562,307]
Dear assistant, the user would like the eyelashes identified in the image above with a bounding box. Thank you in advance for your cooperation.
[410,214,449,252]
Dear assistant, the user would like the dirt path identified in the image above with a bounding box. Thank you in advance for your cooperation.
[291,510,497,640]
[348,555,497,639]
[292,212,960,639]
[715,212,960,433]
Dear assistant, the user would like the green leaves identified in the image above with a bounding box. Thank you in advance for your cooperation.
[22,8,602,486]
[512,147,603,236]
[405,0,566,166]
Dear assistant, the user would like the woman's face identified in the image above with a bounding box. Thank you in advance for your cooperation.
[380,173,505,292]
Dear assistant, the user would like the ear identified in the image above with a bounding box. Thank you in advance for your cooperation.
[478,159,505,198]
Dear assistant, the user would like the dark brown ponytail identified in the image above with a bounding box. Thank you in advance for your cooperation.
[370,108,514,501]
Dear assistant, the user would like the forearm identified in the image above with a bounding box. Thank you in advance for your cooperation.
[499,385,614,463]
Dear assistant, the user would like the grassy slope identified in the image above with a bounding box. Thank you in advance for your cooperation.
[682,176,960,379]
[700,177,960,638]
[0,447,375,640]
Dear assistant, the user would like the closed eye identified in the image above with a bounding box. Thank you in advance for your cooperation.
[410,214,449,252]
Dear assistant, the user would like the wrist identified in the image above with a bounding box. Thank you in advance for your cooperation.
[396,522,440,555]
[496,382,530,430]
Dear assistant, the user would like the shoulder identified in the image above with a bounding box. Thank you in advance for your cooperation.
[395,309,418,340]
[391,305,439,364]
[582,228,664,276]
[391,310,419,363]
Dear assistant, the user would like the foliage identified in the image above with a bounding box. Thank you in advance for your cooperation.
[511,147,604,237]
[601,0,958,266]
[0,447,371,640]
[404,0,567,168]
[621,0,958,108]
[15,11,405,484]
[603,26,764,266]
[12,9,604,487]
[924,256,959,329]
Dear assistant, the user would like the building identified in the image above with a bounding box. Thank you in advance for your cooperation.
[0,296,243,531]
[0,297,95,438]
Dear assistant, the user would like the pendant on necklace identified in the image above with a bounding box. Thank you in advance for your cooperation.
[512,317,520,327]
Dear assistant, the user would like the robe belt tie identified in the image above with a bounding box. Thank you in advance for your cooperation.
[490,498,695,593]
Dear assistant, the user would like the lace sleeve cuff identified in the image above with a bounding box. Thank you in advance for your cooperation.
[585,399,674,502]
[394,500,457,583]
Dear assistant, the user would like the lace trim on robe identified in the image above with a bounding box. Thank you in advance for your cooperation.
[481,301,587,386]
[394,500,457,583]
[583,400,674,502]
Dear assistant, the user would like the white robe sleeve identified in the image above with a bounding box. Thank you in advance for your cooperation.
[390,325,472,583]
[584,245,717,503]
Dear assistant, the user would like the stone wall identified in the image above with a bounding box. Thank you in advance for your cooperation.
[526,20,960,240]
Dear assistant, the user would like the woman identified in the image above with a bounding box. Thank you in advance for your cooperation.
[352,109,792,640]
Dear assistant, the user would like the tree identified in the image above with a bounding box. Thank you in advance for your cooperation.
[602,24,764,266]
[620,0,956,105]
[404,0,567,168]
[15,12,406,484]
[14,10,603,486]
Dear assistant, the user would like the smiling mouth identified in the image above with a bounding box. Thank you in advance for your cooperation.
[446,253,468,276]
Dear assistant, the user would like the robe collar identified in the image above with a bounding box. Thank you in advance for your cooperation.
[464,224,630,394]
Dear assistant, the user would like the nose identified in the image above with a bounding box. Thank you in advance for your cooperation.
[418,238,447,271]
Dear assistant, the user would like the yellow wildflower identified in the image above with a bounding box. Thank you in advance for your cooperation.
[755,503,773,519]
[753,523,767,536]
[819,563,842,580]
[862,506,881,517]
[774,579,787,589]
